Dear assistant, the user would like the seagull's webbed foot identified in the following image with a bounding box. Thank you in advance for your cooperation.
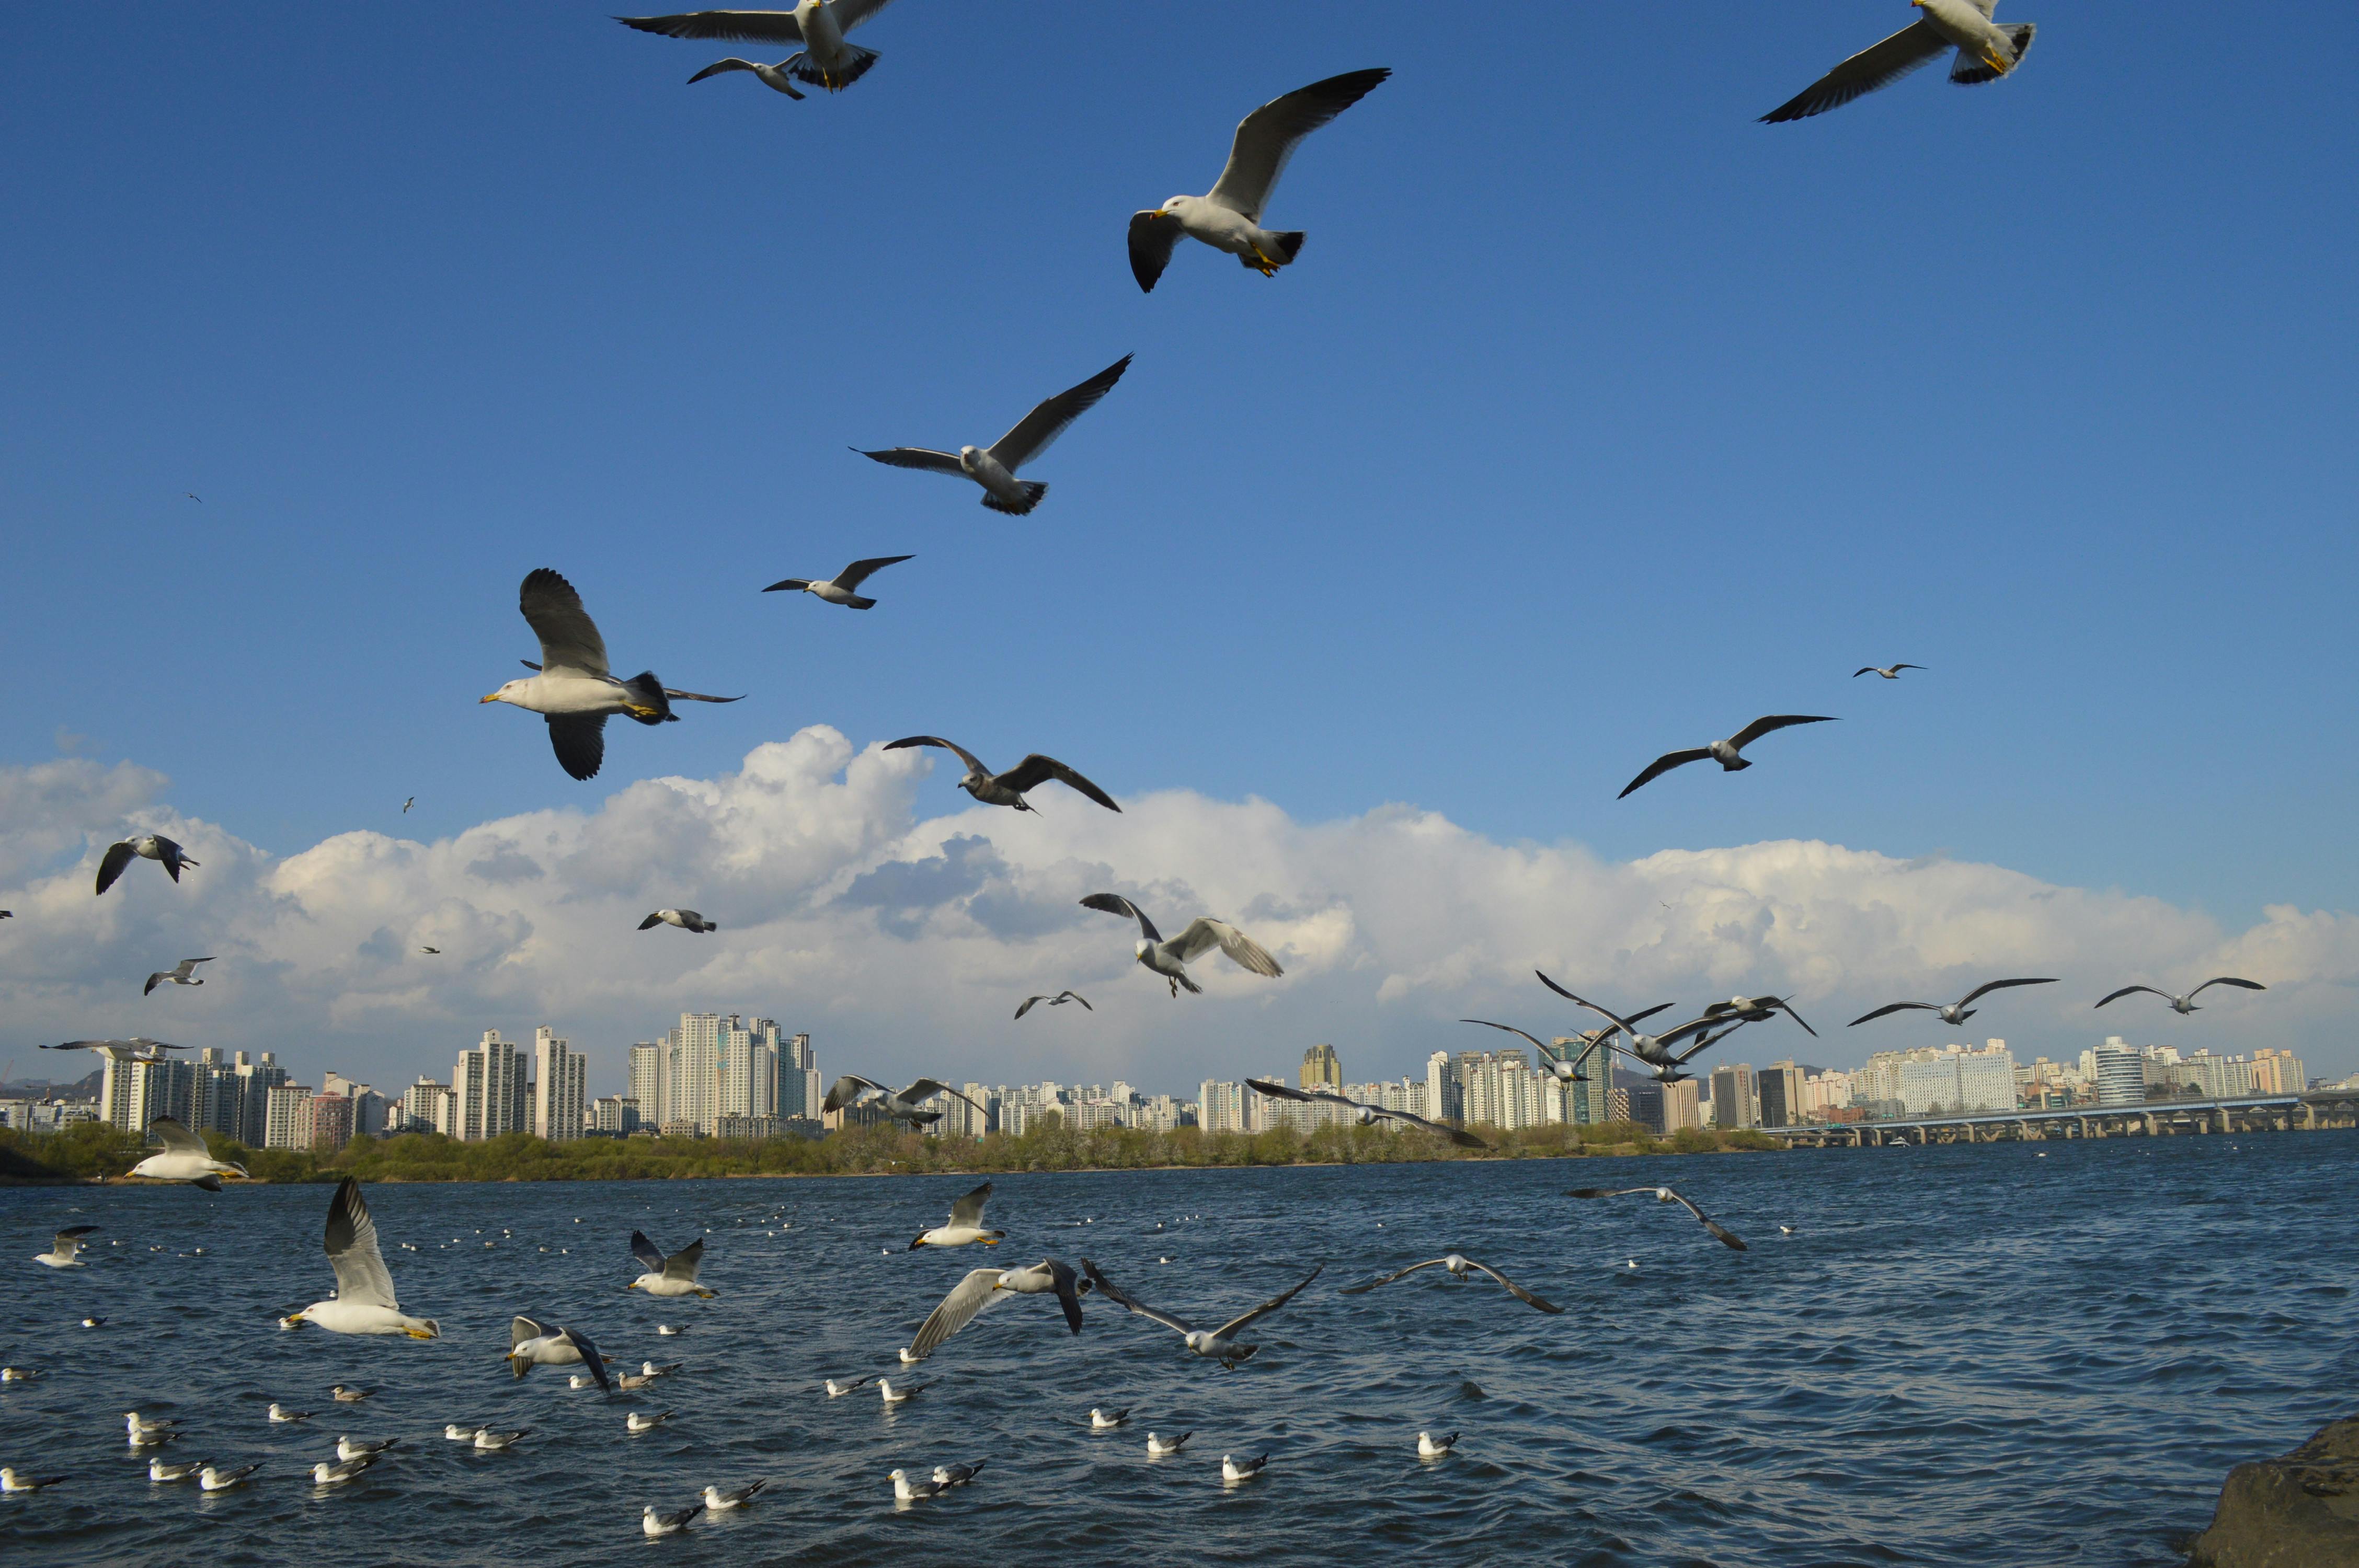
[1980,49,2014,75]
[1248,249,1280,277]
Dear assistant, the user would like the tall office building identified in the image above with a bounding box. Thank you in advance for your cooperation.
[2092,1037,2144,1107]
[1709,1063,1759,1130]
[628,1043,665,1127]
[453,1030,529,1141]
[533,1026,587,1141]
[1758,1060,1804,1128]
[232,1052,287,1146]
[1663,1077,1703,1132]
[1301,1043,1341,1091]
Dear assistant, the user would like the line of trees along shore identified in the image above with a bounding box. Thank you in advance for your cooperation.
[0,1114,1781,1185]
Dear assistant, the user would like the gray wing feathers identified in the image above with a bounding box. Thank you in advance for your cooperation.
[833,555,913,591]
[1206,69,1391,223]
[908,1268,1007,1360]
[518,569,610,677]
[663,1240,704,1282]
[995,754,1120,811]
[1081,1260,1194,1335]
[1956,977,2056,1007]
[1340,1258,1446,1294]
[630,1232,668,1272]
[885,735,991,776]
[1468,1260,1563,1313]
[1211,1264,1323,1340]
[148,1116,208,1154]
[324,1179,398,1310]
[987,355,1131,470]
[1080,892,1160,945]
[1761,20,1949,122]
[1169,918,1282,977]
[615,10,806,43]
[947,1183,992,1226]
[858,446,966,475]
[1728,714,1837,749]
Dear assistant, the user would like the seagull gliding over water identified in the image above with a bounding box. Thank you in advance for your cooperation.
[909,1182,1003,1249]
[128,1117,246,1191]
[627,1231,716,1298]
[32,1227,98,1269]
[1567,1185,1749,1251]
[1081,1259,1321,1365]
[1341,1253,1563,1314]
[284,1179,439,1337]
[904,1259,1085,1362]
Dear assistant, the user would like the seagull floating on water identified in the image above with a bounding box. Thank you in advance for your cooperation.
[628,1231,717,1297]
[1849,977,2058,1027]
[1090,1408,1128,1429]
[269,1404,312,1424]
[704,1479,767,1510]
[886,735,1121,813]
[2094,977,2265,1015]
[1147,1431,1190,1457]
[857,355,1130,516]
[626,1410,673,1433]
[1221,1454,1268,1483]
[149,1456,207,1482]
[96,834,197,895]
[199,1462,259,1491]
[283,1179,439,1337]
[336,1437,396,1461]
[643,1501,703,1536]
[1081,894,1283,997]
[473,1428,529,1451]
[1763,1,2034,124]
[621,0,900,95]
[910,1182,1003,1250]
[2,1468,67,1493]
[1417,1431,1458,1459]
[310,1455,377,1488]
[931,1460,984,1487]
[878,1378,928,1404]
[1341,1253,1563,1315]
[33,1226,98,1269]
[1082,1260,1320,1366]
[1129,70,1390,292]
[1619,714,1837,799]
[824,1375,872,1398]
[143,957,213,996]
[763,554,912,609]
[1014,989,1092,1020]
[1567,1185,1748,1251]
[890,1468,947,1502]
[329,1386,373,1403]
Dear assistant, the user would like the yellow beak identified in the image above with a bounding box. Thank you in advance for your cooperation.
[479,693,501,704]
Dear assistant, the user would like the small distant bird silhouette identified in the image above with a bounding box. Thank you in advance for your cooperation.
[185,493,202,503]
[419,946,441,955]
[1853,664,1925,680]
[402,797,414,813]
[143,958,214,996]
[1619,715,1837,799]
[1014,990,1092,1020]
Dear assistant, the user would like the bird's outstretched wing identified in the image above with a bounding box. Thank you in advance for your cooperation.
[657,686,741,704]
[519,569,610,678]
[1956,977,2056,1008]
[856,446,965,476]
[148,1117,209,1155]
[323,1178,398,1310]
[1210,1263,1323,1341]
[563,1326,611,1393]
[833,555,914,591]
[1619,748,1713,799]
[1667,1190,1748,1251]
[885,735,991,776]
[1760,20,1949,123]
[899,1079,984,1114]
[1568,1186,1655,1199]
[1127,211,1182,293]
[2190,977,2265,999]
[1245,1078,1313,1103]
[1081,1259,1195,1335]
[988,356,1131,471]
[1848,1001,1935,1025]
[96,841,138,895]
[637,913,668,931]
[2093,984,2165,1009]
[1080,892,1161,944]
[1532,973,1646,1036]
[1168,918,1282,977]
[629,1232,668,1273]
[1063,990,1092,1010]
[908,1267,1009,1361]
[1014,996,1046,1019]
[662,1240,705,1283]
[993,754,1121,812]
[1459,1019,1551,1054]
[1373,1106,1490,1150]
[1465,1259,1564,1313]
[947,1182,992,1226]
[1046,1260,1084,1333]
[144,970,170,995]
[615,9,806,43]
[822,1075,886,1114]
[546,714,608,781]
[1339,1258,1447,1294]
[1728,714,1838,750]
[1206,68,1391,223]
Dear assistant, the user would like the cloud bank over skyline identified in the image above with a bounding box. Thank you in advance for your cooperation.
[2,737,2349,1098]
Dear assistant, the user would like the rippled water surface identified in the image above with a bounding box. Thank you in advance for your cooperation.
[4,1133,2353,1566]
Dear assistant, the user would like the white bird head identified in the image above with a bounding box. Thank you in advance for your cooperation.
[480,679,531,708]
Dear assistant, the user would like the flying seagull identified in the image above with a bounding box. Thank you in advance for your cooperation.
[763,554,913,609]
[483,570,742,782]
[2095,977,2266,1016]
[402,797,414,813]
[1854,664,1926,679]
[32,1226,98,1270]
[904,1259,1085,1362]
[1849,977,2058,1027]
[419,946,440,955]
[1567,1185,1748,1251]
[886,736,1119,812]
[1533,975,1734,1073]
[1080,893,1282,997]
[143,958,214,996]
[42,1038,187,1067]
[1014,990,1092,1019]
[856,355,1130,515]
[1762,1,2034,123]
[283,1178,441,1338]
[508,1316,610,1389]
[1246,1079,1486,1149]
[185,493,202,503]
[95,835,198,895]
[1619,715,1837,799]
[1698,994,1818,1037]
[1128,68,1390,293]
[129,1117,246,1191]
[1341,1253,1563,1314]
[910,1182,1003,1249]
[620,0,900,94]
[638,908,717,934]
[1460,1019,1605,1084]
[1081,1258,1321,1365]
[627,1232,716,1298]
[822,1075,984,1128]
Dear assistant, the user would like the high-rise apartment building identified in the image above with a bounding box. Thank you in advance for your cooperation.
[1709,1063,1759,1130]
[264,1083,317,1150]
[400,1077,456,1135]
[533,1026,587,1141]
[628,1043,665,1126]
[454,1030,529,1141]
[1301,1043,1341,1091]
[1198,1079,1250,1134]
[2252,1048,2308,1094]
[663,1013,723,1135]
[1425,1051,1462,1125]
[2092,1037,2144,1107]
[101,1053,200,1134]
[1758,1060,1804,1128]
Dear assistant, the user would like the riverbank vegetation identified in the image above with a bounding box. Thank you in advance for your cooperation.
[0,1114,1780,1185]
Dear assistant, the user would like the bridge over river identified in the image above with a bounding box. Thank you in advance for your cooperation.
[1762,1088,2359,1146]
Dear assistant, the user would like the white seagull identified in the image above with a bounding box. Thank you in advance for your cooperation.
[1146,1432,1190,1458]
[2095,977,2266,1016]
[198,1463,259,1491]
[143,957,214,995]
[627,1231,716,1298]
[904,1259,1084,1362]
[703,1479,768,1511]
[1014,989,1092,1020]
[41,1037,186,1065]
[626,1410,673,1433]
[507,1317,611,1389]
[637,908,718,935]
[336,1437,397,1461]
[878,1378,927,1404]
[1849,977,2058,1027]
[1339,1253,1563,1315]
[149,1456,208,1482]
[643,1502,703,1536]
[908,1183,1004,1250]
[1619,714,1837,799]
[32,1226,99,1269]
[1221,1454,1268,1483]
[1128,70,1391,293]
[889,1468,946,1502]
[1417,1431,1458,1458]
[1089,1407,1128,1429]
[1247,1078,1487,1149]
[1854,663,1927,679]
[268,1404,313,1423]
[95,834,198,895]
[823,1375,872,1398]
[1763,1,2035,123]
[1567,1185,1749,1251]
[621,0,900,94]
[473,1428,529,1451]
[885,735,1121,813]
[310,1455,377,1488]
[822,1075,984,1129]
[1080,894,1283,997]
[1082,1260,1321,1366]
[282,1179,440,1337]
[128,1117,246,1191]
[763,554,912,609]
[857,355,1131,515]
[2,1468,66,1493]
[481,569,741,782]
[931,1460,984,1487]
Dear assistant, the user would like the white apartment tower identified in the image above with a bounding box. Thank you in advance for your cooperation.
[533,1026,587,1142]
[454,1030,529,1141]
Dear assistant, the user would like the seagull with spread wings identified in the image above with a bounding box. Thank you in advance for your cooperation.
[2095,977,2266,1016]
[128,1117,245,1191]
[1080,894,1282,997]
[856,355,1129,515]
[1082,1259,1321,1366]
[822,1075,983,1129]
[903,1259,1085,1363]
[887,736,1119,813]
[763,554,913,609]
[509,1317,611,1389]
[42,1037,186,1064]
[32,1226,99,1270]
[1854,663,1926,680]
[1534,975,1725,1071]
[283,1179,440,1338]
[639,908,717,934]
[1849,977,2057,1027]
[1698,995,1818,1037]
[1762,1,2035,123]
[1340,1253,1562,1315]
[1246,1078,1487,1149]
[1014,989,1091,1020]
[1567,1185,1748,1251]
[95,835,197,896]
[143,958,213,996]
[909,1182,1003,1249]
[1459,1017,1640,1086]
[627,1232,716,1298]
[1128,69,1390,292]
[619,0,900,95]
[1619,714,1837,799]
[482,570,742,781]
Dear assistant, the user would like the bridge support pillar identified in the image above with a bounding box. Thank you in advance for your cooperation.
[2303,1104,2317,1130]
[2217,1107,2231,1134]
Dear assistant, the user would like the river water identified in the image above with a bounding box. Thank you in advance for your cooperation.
[3,1132,2351,1566]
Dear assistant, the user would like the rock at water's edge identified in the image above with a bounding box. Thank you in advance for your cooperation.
[2186,1415,2359,1567]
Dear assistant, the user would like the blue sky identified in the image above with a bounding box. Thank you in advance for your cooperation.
[3,3,2354,1092]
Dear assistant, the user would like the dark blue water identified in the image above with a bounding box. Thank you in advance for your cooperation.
[4,1134,2351,1565]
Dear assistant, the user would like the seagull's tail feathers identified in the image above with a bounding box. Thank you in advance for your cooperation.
[1175,971,1203,995]
[1241,232,1307,269]
[792,45,877,90]
[840,593,877,609]
[1951,24,2033,84]
[193,1174,222,1193]
[981,482,1048,515]
[620,673,675,725]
